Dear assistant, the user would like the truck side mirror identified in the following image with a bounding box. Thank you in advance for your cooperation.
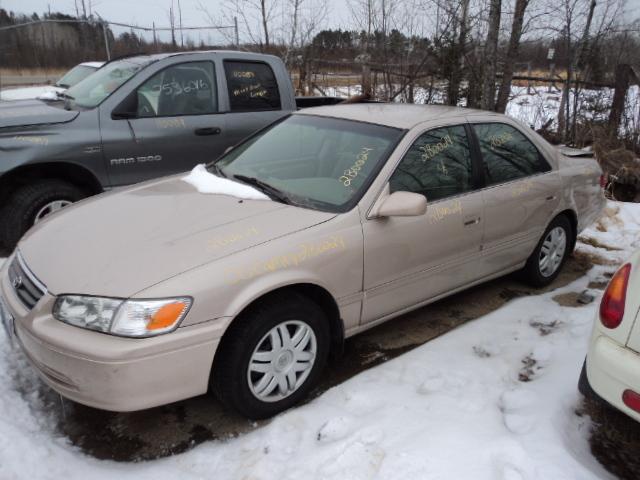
[112,94,138,120]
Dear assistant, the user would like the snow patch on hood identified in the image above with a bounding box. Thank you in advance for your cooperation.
[36,90,60,101]
[182,164,270,201]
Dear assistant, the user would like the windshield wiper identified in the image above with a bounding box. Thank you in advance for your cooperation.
[232,174,292,204]
[58,91,75,100]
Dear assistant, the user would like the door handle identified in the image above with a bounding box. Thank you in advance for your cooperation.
[194,127,222,136]
[464,217,481,226]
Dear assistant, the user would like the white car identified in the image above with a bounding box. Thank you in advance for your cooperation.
[580,250,640,421]
[0,62,104,101]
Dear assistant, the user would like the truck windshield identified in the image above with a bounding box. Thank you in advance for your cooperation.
[56,64,99,89]
[65,58,153,108]
[215,115,405,213]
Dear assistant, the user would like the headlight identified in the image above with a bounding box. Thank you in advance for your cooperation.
[53,295,192,337]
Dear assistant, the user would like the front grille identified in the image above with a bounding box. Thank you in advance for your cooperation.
[8,253,46,310]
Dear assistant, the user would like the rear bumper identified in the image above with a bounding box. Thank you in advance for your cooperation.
[584,334,640,422]
[1,260,225,412]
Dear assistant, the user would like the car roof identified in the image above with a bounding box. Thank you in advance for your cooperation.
[295,103,503,129]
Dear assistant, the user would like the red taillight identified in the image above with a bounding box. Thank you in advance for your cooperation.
[622,390,640,413]
[600,263,631,329]
[599,173,607,188]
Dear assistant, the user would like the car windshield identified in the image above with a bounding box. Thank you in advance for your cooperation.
[56,64,99,89]
[215,114,405,212]
[65,58,153,108]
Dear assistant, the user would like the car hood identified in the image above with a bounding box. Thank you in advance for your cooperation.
[0,85,64,102]
[19,176,336,297]
[0,99,78,129]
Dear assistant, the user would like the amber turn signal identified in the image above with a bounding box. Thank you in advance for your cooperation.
[147,302,189,330]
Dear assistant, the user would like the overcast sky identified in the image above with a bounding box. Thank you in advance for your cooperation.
[0,0,353,45]
[1,0,638,46]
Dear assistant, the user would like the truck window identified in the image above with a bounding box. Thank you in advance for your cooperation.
[224,60,281,112]
[136,61,217,117]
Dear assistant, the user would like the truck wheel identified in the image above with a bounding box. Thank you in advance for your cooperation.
[212,292,330,420]
[521,215,573,287]
[0,179,85,249]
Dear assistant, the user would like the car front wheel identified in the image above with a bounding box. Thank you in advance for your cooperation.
[212,292,330,419]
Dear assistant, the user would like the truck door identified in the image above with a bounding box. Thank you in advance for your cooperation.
[101,60,227,186]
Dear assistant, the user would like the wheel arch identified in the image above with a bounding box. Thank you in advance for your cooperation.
[0,162,103,204]
[212,282,344,368]
[555,208,578,251]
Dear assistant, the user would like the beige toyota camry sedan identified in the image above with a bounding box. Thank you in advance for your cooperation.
[0,104,605,419]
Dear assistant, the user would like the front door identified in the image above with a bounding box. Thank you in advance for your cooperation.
[102,60,227,186]
[361,124,485,323]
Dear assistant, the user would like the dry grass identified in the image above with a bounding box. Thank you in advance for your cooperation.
[0,67,66,77]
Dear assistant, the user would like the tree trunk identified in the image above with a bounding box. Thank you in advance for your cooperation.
[481,0,501,111]
[495,0,529,113]
[608,63,632,134]
[261,0,270,48]
[447,0,470,106]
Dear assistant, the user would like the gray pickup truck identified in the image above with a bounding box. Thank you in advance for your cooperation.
[0,50,337,249]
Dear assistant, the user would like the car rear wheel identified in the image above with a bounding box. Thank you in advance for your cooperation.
[521,215,573,287]
[212,292,330,419]
[0,179,85,249]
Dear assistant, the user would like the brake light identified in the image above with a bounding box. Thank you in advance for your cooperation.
[599,173,607,188]
[622,390,640,413]
[600,263,631,329]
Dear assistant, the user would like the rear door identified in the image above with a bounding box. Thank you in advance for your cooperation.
[361,124,485,323]
[102,60,227,185]
[470,121,561,275]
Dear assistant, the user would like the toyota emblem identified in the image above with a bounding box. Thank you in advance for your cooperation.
[12,275,23,289]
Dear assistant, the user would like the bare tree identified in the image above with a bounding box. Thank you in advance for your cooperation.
[481,0,501,110]
[495,0,531,113]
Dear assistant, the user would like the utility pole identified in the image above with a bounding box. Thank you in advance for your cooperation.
[101,20,111,60]
[234,16,239,48]
[177,0,184,47]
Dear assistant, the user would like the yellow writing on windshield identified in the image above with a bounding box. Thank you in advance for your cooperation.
[340,147,374,187]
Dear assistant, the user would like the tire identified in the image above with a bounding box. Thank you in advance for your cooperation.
[520,214,573,288]
[212,292,330,420]
[0,179,85,250]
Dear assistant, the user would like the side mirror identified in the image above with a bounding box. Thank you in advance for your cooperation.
[376,191,427,217]
[111,93,138,120]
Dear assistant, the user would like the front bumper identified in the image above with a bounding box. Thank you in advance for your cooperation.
[584,333,640,422]
[1,261,226,412]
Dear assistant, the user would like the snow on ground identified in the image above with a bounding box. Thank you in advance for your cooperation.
[0,201,638,479]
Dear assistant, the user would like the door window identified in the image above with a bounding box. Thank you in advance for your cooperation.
[389,125,473,202]
[136,61,217,117]
[224,61,281,112]
[473,123,550,185]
